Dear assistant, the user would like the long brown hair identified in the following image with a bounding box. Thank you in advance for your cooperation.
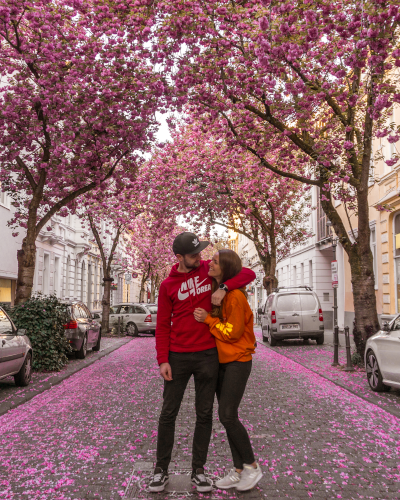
[210,249,247,320]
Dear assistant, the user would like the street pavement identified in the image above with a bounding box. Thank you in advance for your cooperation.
[1,336,400,500]
[0,337,131,417]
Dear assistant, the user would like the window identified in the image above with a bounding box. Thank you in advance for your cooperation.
[147,305,158,314]
[292,266,297,287]
[0,309,14,335]
[277,294,301,312]
[394,214,400,312]
[370,227,378,290]
[316,191,332,241]
[43,253,49,295]
[323,292,329,302]
[0,279,12,303]
[110,306,120,314]
[309,260,313,288]
[134,306,146,314]
[300,263,304,286]
[300,294,318,311]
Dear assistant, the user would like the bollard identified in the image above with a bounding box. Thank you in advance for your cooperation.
[116,317,121,336]
[332,325,339,366]
[343,326,354,372]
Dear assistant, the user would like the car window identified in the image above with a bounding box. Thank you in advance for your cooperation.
[120,306,131,314]
[147,306,157,314]
[0,309,14,335]
[266,295,274,313]
[93,313,100,319]
[110,306,120,314]
[73,305,87,319]
[277,294,301,312]
[392,317,400,330]
[134,306,146,314]
[81,304,92,319]
[300,294,317,311]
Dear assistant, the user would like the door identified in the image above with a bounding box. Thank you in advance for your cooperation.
[109,305,121,330]
[378,317,400,383]
[299,293,319,333]
[0,309,24,378]
[73,304,90,344]
[276,293,302,333]
[82,304,99,346]
[119,305,133,332]
[133,306,147,330]
[261,296,273,333]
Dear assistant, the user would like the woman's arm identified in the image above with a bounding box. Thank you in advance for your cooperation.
[194,293,246,344]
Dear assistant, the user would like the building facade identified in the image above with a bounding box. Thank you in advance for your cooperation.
[0,193,142,309]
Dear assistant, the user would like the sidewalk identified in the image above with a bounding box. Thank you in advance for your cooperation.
[1,336,400,499]
[0,336,131,417]
[254,327,400,418]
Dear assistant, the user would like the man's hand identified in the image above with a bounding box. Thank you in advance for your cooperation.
[160,362,173,381]
[194,308,208,323]
[211,288,226,305]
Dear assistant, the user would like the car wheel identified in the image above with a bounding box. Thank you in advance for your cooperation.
[93,330,101,352]
[316,333,324,345]
[14,352,32,387]
[126,322,138,337]
[262,328,268,342]
[366,350,390,392]
[76,334,87,359]
[269,329,277,347]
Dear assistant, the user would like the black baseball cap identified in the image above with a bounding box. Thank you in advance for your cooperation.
[173,232,210,255]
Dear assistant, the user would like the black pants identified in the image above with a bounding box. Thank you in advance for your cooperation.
[216,360,255,469]
[156,348,219,471]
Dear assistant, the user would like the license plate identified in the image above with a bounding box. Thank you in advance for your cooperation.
[281,324,299,330]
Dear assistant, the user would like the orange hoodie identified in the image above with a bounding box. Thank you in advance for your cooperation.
[204,289,256,364]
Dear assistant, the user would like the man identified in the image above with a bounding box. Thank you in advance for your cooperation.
[149,232,255,493]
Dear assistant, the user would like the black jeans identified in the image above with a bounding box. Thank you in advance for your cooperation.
[156,348,219,471]
[217,360,255,469]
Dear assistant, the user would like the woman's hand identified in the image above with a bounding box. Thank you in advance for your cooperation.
[194,308,208,323]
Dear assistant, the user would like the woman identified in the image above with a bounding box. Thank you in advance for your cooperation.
[193,249,262,491]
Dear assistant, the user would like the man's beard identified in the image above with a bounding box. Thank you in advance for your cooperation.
[184,259,200,269]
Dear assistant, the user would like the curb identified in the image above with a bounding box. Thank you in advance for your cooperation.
[0,337,132,418]
[257,337,400,420]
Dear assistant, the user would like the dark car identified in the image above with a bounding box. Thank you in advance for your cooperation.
[0,306,33,386]
[64,301,101,359]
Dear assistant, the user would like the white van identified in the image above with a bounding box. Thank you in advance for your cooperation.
[258,286,324,346]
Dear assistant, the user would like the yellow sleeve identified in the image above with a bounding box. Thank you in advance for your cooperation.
[204,293,246,344]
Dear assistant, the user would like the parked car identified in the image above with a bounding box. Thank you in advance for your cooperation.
[365,315,400,392]
[64,301,101,359]
[258,286,324,346]
[0,306,33,386]
[91,310,102,322]
[109,302,157,336]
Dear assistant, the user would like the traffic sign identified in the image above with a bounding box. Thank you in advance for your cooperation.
[331,261,338,288]
[131,272,138,279]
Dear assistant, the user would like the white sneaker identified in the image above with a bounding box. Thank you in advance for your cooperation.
[215,468,241,489]
[236,463,262,491]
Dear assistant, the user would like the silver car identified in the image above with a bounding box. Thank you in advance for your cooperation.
[258,286,324,346]
[64,301,101,359]
[0,306,33,386]
[109,302,157,336]
[365,315,400,392]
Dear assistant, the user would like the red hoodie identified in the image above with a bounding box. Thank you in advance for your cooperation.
[155,260,256,365]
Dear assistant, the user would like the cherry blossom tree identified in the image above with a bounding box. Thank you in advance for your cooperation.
[155,0,400,354]
[146,124,311,294]
[128,217,181,303]
[0,0,165,304]
[76,182,144,334]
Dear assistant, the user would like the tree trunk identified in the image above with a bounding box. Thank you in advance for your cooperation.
[15,226,37,305]
[101,277,112,334]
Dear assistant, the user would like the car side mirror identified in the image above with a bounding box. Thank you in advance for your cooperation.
[257,308,263,315]
[17,328,27,336]
[382,322,390,332]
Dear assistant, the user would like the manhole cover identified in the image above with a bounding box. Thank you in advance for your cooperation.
[124,467,238,499]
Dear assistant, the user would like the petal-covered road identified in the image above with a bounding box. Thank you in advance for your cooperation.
[0,337,399,499]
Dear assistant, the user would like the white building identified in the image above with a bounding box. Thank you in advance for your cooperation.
[0,191,141,308]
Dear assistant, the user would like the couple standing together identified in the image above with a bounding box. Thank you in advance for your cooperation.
[149,232,263,493]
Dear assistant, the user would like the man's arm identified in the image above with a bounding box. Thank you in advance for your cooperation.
[211,266,256,305]
[155,283,173,366]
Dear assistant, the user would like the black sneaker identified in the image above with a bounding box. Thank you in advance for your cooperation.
[191,468,213,492]
[149,467,169,492]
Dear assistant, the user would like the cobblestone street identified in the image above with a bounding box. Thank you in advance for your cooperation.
[1,337,400,500]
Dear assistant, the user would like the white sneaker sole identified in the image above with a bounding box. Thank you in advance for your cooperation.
[236,471,262,491]
[148,478,169,492]
[191,481,213,492]
[215,481,240,490]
